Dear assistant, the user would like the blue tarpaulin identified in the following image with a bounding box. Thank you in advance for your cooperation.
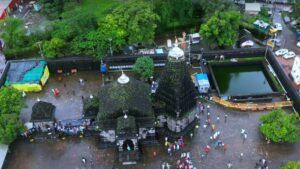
[195,73,210,93]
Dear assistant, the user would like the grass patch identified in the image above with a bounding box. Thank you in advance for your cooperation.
[80,0,120,21]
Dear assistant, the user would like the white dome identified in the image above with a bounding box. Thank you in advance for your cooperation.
[117,72,130,84]
[168,44,184,60]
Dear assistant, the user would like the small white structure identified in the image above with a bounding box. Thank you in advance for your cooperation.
[117,71,130,84]
[168,44,185,60]
[245,3,261,15]
[291,57,300,85]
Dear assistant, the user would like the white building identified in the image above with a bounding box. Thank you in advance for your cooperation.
[245,3,261,15]
[291,57,300,85]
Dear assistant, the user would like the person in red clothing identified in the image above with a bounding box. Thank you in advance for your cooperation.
[204,145,211,155]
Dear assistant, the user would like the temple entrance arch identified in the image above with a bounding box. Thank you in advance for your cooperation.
[122,139,134,151]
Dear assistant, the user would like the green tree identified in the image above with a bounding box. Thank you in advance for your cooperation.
[51,8,97,41]
[108,0,159,44]
[133,56,154,79]
[43,38,66,59]
[71,30,107,59]
[293,2,300,18]
[260,109,299,143]
[0,18,26,50]
[198,0,236,18]
[0,87,25,144]
[200,11,241,48]
[39,0,65,19]
[71,14,127,59]
[0,114,24,144]
[281,161,300,169]
[0,87,24,115]
[154,0,196,30]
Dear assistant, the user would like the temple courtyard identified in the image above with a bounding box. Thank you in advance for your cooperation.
[3,71,300,169]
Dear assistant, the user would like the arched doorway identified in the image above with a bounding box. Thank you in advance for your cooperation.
[122,139,134,151]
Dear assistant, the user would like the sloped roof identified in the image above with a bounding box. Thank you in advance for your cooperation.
[116,116,137,134]
[245,3,261,12]
[31,101,55,122]
[96,76,154,122]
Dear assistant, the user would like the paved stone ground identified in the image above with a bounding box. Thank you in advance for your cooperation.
[5,98,300,169]
[20,71,103,122]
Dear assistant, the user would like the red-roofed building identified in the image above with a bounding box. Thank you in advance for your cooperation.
[0,0,19,20]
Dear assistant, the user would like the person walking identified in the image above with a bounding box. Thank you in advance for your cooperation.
[216,115,220,122]
[204,145,211,155]
[223,143,228,153]
[239,153,244,161]
[243,133,247,143]
[225,114,228,123]
[211,124,216,132]
[227,161,233,168]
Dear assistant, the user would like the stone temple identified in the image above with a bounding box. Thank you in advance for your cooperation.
[95,72,155,164]
[155,44,198,135]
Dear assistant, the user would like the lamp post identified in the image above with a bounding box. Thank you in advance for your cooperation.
[108,38,113,56]
[37,41,43,58]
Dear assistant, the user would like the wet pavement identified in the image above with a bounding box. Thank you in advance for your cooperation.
[20,71,102,122]
[6,96,300,169]
[272,6,300,90]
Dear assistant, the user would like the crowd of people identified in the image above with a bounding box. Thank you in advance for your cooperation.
[161,101,270,169]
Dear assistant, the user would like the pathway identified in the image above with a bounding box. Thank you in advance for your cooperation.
[212,96,293,111]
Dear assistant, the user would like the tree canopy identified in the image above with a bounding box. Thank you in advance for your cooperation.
[0,87,25,144]
[260,109,299,143]
[107,0,159,44]
[281,161,300,169]
[198,0,236,18]
[43,38,66,59]
[0,114,24,144]
[133,56,154,80]
[0,18,26,50]
[39,0,65,19]
[0,87,24,115]
[200,11,241,48]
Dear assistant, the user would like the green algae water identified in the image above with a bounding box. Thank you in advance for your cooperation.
[212,64,274,96]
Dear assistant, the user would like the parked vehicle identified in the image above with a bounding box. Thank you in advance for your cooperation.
[296,30,300,39]
[269,26,278,34]
[274,23,283,31]
[253,20,269,29]
[240,40,254,48]
[283,51,296,59]
[275,49,288,56]
[189,33,200,44]
[268,39,281,47]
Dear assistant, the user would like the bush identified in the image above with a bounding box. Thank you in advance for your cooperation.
[260,109,299,143]
[0,114,25,144]
[0,87,25,144]
[281,161,300,169]
[133,56,154,80]
[43,38,66,59]
[4,45,39,60]
[0,87,24,115]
